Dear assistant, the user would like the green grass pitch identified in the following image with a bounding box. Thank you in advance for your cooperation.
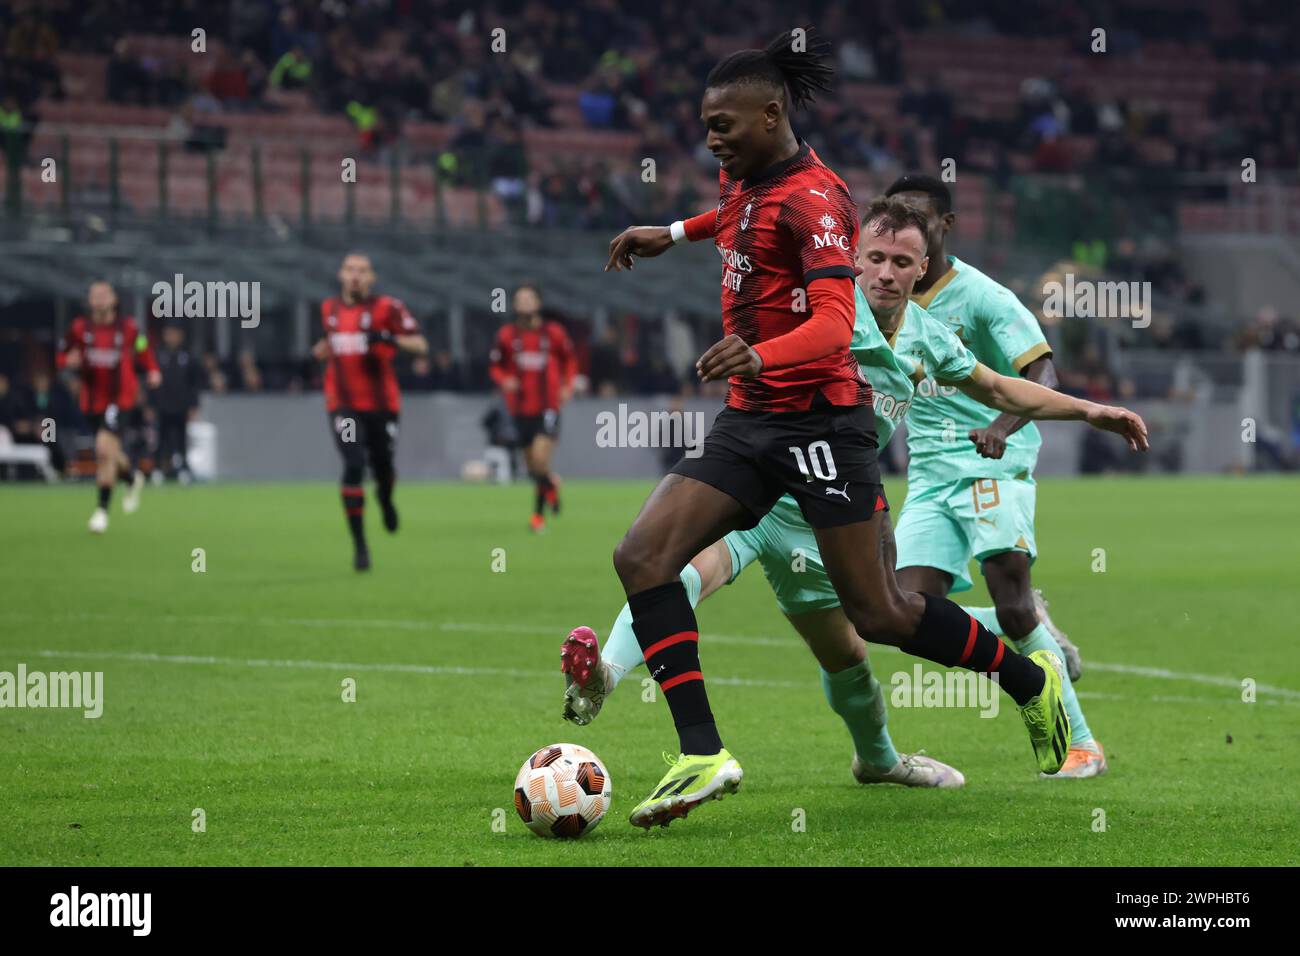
[1,477,1297,866]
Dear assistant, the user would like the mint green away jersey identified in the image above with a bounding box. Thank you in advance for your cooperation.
[904,255,1052,485]
[850,284,977,448]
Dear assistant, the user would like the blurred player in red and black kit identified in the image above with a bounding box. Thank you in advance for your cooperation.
[312,253,427,571]
[57,280,160,534]
[489,284,577,533]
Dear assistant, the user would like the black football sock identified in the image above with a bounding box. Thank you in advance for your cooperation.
[909,593,1045,706]
[629,580,722,755]
[375,473,398,531]
[532,474,547,517]
[341,485,367,550]
[97,484,111,509]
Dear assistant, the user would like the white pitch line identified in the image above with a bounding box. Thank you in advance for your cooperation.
[20,647,1299,708]
[1074,690,1300,709]
[25,648,805,689]
[1079,661,1300,699]
[5,611,1298,700]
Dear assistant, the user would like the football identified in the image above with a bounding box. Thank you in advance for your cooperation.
[514,743,612,838]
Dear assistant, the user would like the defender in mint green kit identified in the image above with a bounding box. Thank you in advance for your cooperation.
[892,248,1046,594]
[886,173,1106,778]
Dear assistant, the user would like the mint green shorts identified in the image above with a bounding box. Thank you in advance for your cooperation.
[723,495,844,617]
[893,476,1038,594]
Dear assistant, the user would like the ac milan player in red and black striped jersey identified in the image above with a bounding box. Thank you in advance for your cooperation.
[56,280,161,534]
[312,253,428,570]
[488,285,577,533]
[568,30,1070,829]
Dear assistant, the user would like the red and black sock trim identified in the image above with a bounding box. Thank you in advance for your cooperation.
[912,593,1043,706]
[341,485,366,546]
[629,580,722,756]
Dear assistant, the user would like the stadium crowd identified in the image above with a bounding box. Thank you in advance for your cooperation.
[2,0,1299,476]
[5,0,1298,225]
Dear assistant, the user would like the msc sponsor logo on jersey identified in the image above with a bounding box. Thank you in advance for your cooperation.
[328,331,370,355]
[810,219,851,251]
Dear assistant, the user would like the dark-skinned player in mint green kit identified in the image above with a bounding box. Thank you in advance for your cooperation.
[887,173,1106,778]
[600,31,1073,830]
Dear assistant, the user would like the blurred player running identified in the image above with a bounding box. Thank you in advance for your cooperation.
[568,197,1146,790]
[601,32,1079,829]
[312,253,427,571]
[489,284,576,533]
[886,174,1105,778]
[57,280,160,533]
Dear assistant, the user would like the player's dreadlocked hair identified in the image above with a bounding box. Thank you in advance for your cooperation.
[884,173,953,215]
[705,27,835,111]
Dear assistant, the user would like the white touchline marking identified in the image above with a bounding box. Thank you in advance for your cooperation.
[16,649,1300,708]
[24,649,805,689]
[1077,660,1300,698]
[5,611,1297,700]
[1074,690,1300,708]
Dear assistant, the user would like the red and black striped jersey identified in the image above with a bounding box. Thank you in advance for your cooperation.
[57,315,158,415]
[489,320,577,417]
[709,142,867,412]
[321,294,419,413]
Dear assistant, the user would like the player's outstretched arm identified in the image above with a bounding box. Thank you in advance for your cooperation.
[605,210,717,272]
[605,226,673,271]
[955,363,1149,451]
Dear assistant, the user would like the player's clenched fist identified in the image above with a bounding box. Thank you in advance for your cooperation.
[604,226,674,272]
[969,426,1008,459]
[696,334,763,383]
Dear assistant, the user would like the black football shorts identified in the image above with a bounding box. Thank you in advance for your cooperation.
[87,404,140,437]
[514,409,560,447]
[671,400,886,530]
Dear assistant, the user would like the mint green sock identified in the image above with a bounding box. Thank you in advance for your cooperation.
[603,564,703,689]
[961,605,1004,636]
[1014,622,1093,746]
[821,659,900,772]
